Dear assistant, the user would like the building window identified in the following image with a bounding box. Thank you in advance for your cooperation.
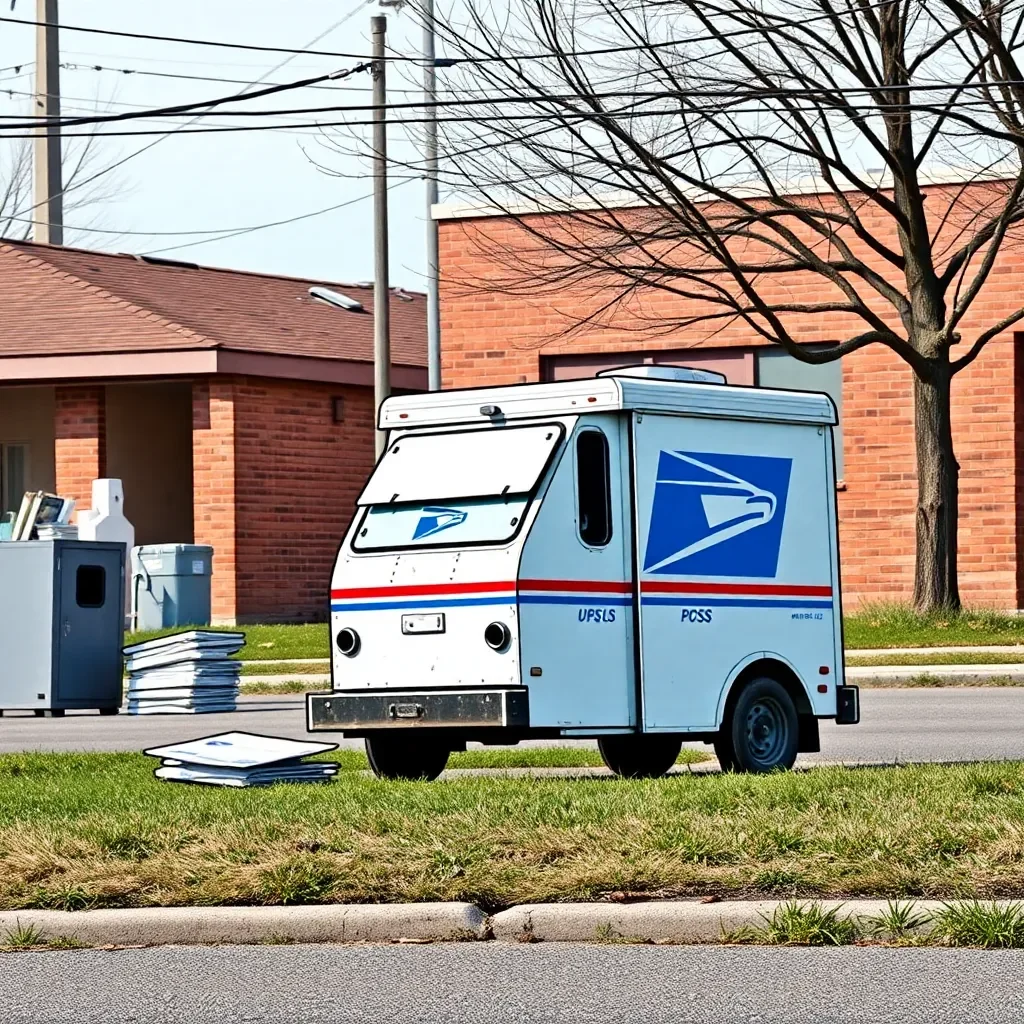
[756,348,844,478]
[576,429,612,546]
[0,443,28,516]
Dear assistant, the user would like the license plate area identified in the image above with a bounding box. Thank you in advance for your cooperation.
[401,612,446,635]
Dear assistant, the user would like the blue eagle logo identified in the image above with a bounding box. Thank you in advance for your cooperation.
[413,506,468,540]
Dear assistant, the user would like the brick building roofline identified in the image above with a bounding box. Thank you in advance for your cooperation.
[432,167,1021,222]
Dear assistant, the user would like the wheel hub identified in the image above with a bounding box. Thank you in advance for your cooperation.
[745,697,788,765]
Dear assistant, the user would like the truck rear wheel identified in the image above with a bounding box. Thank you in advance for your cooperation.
[598,734,682,779]
[364,734,450,781]
[718,676,798,773]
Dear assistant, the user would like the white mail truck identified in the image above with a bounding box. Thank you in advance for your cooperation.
[307,365,859,779]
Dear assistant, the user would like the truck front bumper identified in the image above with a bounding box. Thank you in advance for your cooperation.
[307,687,530,732]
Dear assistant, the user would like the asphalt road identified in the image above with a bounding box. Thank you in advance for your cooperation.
[2,688,1024,764]
[0,943,1022,1023]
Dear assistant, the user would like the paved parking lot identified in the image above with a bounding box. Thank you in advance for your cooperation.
[3,688,1024,765]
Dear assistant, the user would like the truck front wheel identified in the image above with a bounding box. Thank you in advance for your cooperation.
[598,734,682,779]
[716,677,798,773]
[365,734,450,781]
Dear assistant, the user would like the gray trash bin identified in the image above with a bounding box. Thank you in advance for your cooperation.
[0,540,124,715]
[131,544,213,630]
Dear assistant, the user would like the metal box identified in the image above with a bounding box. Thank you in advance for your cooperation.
[0,540,125,715]
[131,544,213,630]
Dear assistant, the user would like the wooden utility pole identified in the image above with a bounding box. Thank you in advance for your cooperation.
[422,0,441,391]
[371,14,390,458]
[33,0,63,245]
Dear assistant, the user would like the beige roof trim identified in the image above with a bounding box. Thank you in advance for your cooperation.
[0,349,428,388]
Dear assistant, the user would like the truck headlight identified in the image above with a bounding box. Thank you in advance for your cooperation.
[484,621,511,652]
[336,627,360,657]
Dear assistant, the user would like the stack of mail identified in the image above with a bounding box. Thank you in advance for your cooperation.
[143,731,339,788]
[123,630,245,714]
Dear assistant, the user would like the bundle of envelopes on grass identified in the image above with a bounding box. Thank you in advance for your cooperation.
[123,630,245,714]
[143,731,339,787]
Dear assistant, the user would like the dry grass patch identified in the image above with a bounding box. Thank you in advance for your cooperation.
[3,754,1024,910]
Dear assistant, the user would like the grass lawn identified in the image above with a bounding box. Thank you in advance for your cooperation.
[3,756,1024,912]
[126,624,330,661]
[845,605,1024,650]
[241,662,328,676]
[848,652,1024,667]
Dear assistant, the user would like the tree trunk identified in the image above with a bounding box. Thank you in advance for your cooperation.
[912,363,961,612]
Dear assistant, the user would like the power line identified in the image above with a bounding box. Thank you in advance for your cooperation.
[5,176,415,244]
[0,61,373,130]
[5,1,378,226]
[0,0,903,65]
[5,79,1024,135]
[0,95,1017,141]
[58,60,377,94]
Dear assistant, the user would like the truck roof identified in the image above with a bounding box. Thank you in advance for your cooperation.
[379,368,838,430]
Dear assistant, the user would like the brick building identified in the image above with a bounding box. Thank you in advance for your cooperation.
[434,189,1023,609]
[0,240,426,622]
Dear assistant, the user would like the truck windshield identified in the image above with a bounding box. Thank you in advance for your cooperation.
[357,424,563,506]
[352,423,563,551]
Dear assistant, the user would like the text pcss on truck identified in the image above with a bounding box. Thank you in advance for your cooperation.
[307,365,859,780]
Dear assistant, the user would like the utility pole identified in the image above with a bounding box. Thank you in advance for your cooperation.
[371,14,390,458]
[422,0,441,391]
[33,0,63,245]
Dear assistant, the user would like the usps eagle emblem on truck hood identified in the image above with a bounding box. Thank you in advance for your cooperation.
[643,450,793,578]
[413,506,468,540]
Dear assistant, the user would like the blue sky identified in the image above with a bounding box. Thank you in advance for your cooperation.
[0,1,432,288]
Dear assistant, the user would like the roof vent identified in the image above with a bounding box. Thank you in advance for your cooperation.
[131,254,200,270]
[597,364,727,385]
[309,285,364,312]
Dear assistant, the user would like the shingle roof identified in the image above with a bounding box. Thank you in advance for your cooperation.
[0,240,426,367]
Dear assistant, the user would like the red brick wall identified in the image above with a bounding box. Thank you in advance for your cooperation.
[227,376,375,622]
[54,384,106,513]
[192,380,237,623]
[438,206,1022,609]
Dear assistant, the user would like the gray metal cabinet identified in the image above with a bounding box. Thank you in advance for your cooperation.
[0,541,125,715]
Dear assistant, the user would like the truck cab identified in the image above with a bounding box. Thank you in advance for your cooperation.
[307,366,859,778]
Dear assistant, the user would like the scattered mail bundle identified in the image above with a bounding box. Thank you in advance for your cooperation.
[143,731,339,787]
[123,630,245,714]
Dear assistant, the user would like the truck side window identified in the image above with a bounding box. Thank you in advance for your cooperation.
[576,429,612,546]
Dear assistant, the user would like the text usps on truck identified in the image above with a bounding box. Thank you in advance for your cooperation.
[307,365,860,779]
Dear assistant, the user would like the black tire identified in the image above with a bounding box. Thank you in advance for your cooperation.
[99,707,119,716]
[42,709,65,719]
[598,734,682,779]
[722,676,799,773]
[365,733,450,781]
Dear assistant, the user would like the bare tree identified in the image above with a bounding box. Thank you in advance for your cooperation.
[415,0,1024,611]
[0,130,127,243]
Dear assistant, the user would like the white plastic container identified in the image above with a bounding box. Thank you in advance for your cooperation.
[77,479,135,624]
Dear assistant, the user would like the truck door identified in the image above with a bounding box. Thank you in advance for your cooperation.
[633,412,833,731]
[517,414,636,729]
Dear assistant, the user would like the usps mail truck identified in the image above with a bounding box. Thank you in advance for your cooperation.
[307,366,859,779]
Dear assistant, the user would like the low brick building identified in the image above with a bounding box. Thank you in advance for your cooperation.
[435,192,1024,610]
[0,240,426,622]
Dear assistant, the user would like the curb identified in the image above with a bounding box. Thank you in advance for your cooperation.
[1,899,1014,948]
[0,903,489,947]
[490,900,955,943]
